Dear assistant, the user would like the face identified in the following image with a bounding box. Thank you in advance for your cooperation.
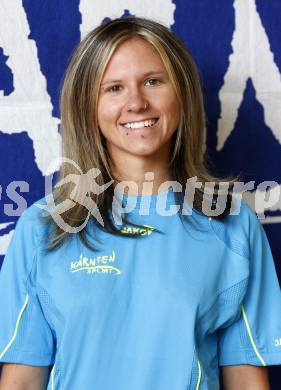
[97,36,181,164]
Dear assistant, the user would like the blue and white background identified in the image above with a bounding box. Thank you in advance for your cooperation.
[0,0,280,385]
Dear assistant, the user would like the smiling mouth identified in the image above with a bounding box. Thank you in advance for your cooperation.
[121,118,159,130]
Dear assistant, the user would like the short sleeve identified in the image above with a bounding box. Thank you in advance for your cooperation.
[0,209,55,366]
[218,204,281,366]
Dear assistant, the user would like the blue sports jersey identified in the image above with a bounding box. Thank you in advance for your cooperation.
[0,188,281,389]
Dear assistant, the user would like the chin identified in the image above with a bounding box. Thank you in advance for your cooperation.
[127,146,161,157]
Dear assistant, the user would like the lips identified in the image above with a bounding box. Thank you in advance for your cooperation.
[120,117,159,128]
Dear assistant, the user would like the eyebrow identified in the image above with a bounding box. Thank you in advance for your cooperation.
[101,70,166,86]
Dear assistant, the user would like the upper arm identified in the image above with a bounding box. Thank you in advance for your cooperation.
[217,203,281,367]
[0,210,55,366]
[0,363,50,390]
[221,365,270,390]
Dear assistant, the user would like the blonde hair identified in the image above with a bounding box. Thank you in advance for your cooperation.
[43,17,239,251]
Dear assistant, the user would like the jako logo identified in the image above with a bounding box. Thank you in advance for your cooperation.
[120,225,155,236]
[70,250,121,275]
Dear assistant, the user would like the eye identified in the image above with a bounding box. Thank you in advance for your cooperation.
[106,84,122,93]
[145,78,161,86]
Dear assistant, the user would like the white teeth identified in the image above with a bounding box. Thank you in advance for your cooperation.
[123,119,157,129]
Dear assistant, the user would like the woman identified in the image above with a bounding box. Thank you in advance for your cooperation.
[0,17,280,390]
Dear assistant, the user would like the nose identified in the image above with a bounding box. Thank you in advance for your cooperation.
[125,87,148,112]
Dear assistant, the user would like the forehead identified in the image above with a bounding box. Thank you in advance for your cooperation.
[102,37,167,78]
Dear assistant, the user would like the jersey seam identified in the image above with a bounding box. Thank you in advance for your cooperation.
[20,210,40,289]
[37,282,65,331]
[199,276,249,321]
[23,251,37,290]
[208,218,249,261]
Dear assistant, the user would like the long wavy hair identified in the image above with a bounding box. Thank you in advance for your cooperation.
[42,16,239,251]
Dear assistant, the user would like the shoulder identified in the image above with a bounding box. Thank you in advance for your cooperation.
[224,197,260,233]
[13,196,54,250]
[17,196,49,226]
[209,197,261,259]
[1,197,52,279]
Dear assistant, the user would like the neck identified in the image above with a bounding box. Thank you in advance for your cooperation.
[109,149,173,196]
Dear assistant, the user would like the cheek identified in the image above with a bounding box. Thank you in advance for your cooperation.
[173,103,181,125]
[165,97,181,126]
[158,87,180,116]
[171,93,181,122]
[98,98,120,127]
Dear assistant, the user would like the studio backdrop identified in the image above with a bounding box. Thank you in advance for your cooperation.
[0,0,280,387]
